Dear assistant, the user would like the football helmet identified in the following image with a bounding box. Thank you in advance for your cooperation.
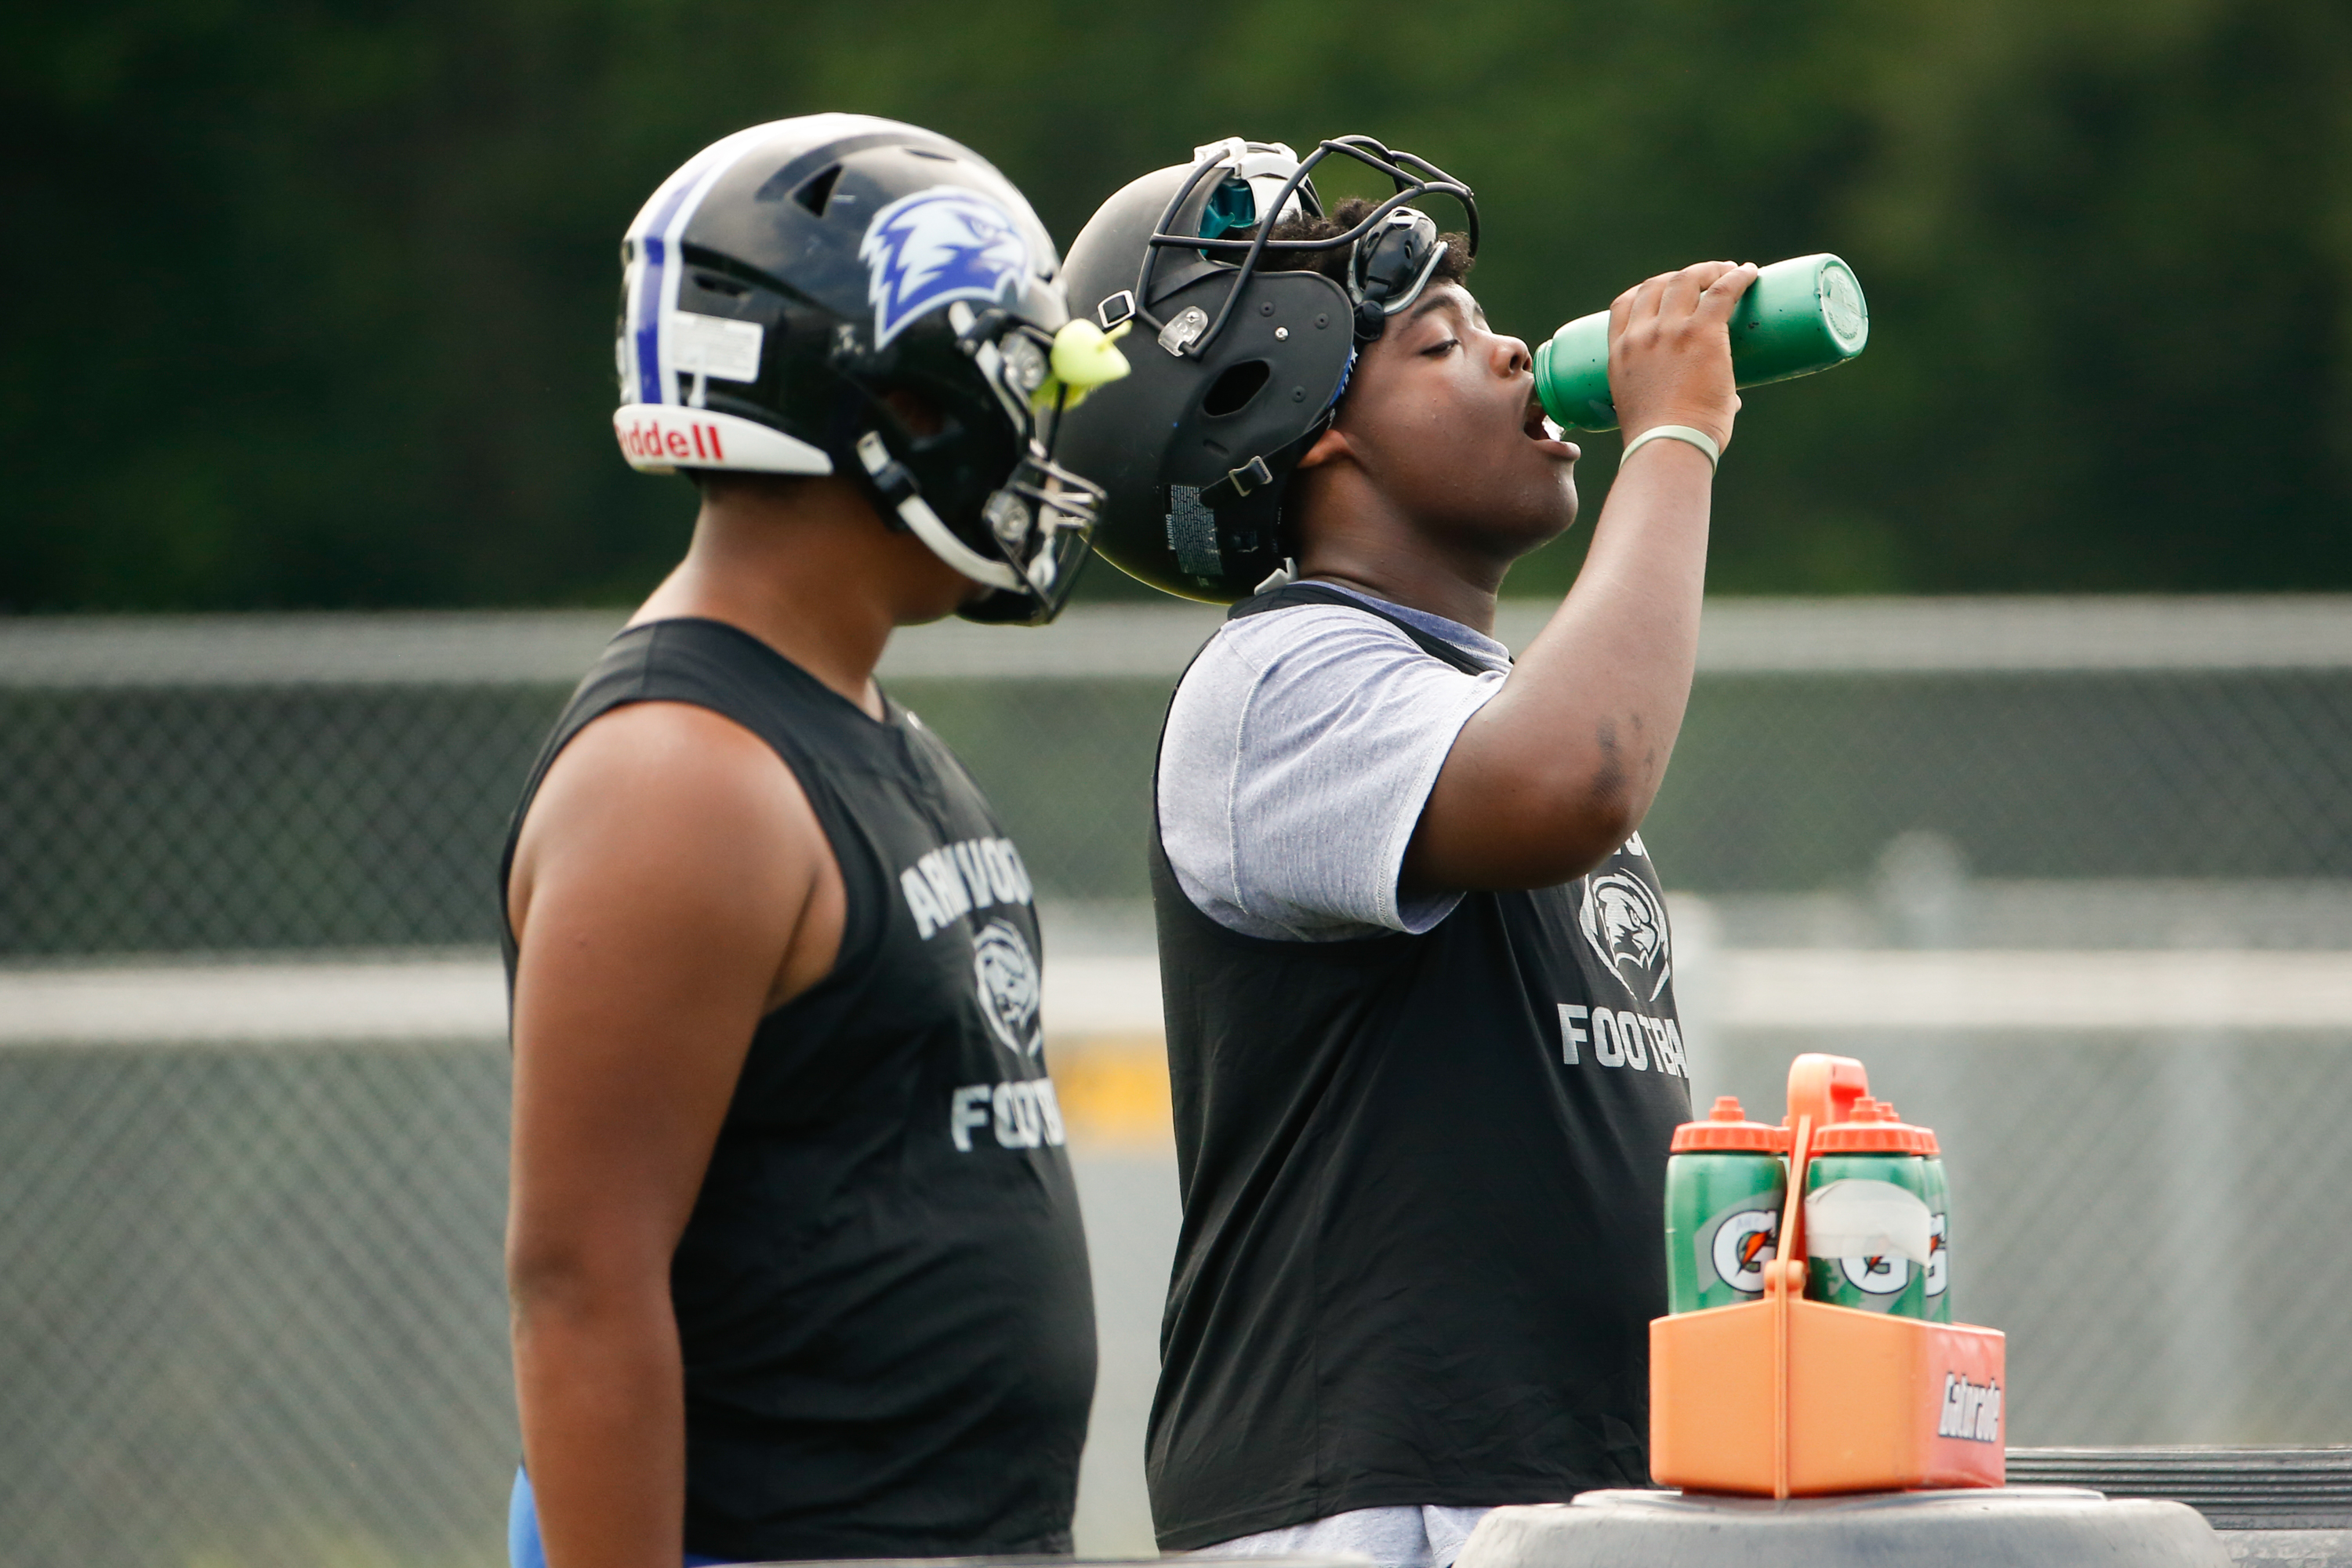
[1054,136,1476,602]
[612,114,1127,624]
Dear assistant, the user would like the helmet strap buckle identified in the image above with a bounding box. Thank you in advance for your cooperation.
[1202,455,1274,508]
[853,430,920,527]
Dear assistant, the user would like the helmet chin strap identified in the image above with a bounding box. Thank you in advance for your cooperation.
[853,431,1023,592]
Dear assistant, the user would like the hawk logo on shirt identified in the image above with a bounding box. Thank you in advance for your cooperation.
[858,187,1029,347]
[972,918,1043,1057]
[1579,871,1672,1002]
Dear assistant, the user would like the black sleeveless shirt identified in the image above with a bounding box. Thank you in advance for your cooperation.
[1145,584,1693,1550]
[500,618,1095,1563]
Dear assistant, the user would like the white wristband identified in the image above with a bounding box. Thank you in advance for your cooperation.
[1619,423,1721,472]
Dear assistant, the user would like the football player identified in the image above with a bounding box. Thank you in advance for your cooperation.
[501,115,1123,1568]
[1054,136,1751,1566]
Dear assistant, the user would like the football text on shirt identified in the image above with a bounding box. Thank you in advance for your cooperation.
[949,1078,1068,1152]
[1556,1003,1690,1077]
[901,837,1035,939]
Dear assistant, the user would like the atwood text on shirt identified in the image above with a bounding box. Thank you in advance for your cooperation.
[901,837,1035,939]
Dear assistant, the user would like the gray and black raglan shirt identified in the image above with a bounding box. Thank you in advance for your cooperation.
[1146,582,1694,1558]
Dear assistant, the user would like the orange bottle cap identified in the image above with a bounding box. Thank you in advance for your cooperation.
[1877,1101,1940,1156]
[1671,1095,1791,1153]
[1813,1097,1935,1154]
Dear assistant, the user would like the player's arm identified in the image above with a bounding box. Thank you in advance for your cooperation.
[1403,260,1756,894]
[504,702,843,1568]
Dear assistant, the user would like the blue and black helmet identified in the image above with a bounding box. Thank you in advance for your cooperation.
[612,114,1124,625]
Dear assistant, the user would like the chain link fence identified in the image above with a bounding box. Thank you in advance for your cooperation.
[3,598,2349,1566]
[0,1044,510,1568]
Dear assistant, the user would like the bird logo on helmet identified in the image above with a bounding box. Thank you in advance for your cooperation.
[1054,135,1478,604]
[861,188,1033,348]
[607,114,1131,626]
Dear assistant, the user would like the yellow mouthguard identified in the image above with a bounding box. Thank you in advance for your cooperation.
[1037,318,1133,409]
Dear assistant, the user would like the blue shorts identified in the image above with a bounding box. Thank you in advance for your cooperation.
[508,1467,735,1567]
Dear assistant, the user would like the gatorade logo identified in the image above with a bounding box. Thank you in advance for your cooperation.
[1840,1252,1911,1295]
[1706,1207,1780,1294]
[1936,1374,2002,1443]
[1926,1212,1949,1298]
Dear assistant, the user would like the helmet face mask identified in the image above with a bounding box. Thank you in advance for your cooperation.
[611,116,1116,625]
[1054,136,1478,603]
[1348,207,1450,334]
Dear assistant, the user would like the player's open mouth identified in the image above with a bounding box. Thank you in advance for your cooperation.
[1523,394,1579,458]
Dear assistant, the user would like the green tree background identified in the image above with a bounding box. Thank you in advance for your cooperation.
[8,0,2349,610]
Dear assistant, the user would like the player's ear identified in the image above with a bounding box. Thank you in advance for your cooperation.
[1294,425,1352,471]
[878,386,946,438]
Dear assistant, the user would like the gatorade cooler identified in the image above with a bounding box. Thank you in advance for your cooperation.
[1648,1054,2005,1497]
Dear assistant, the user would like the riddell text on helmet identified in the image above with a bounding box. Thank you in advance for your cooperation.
[616,415,727,463]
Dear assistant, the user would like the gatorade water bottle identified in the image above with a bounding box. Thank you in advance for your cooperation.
[1664,1096,1789,1313]
[1803,1098,1932,1318]
[1918,1122,1952,1323]
[1879,1102,1952,1323]
[1533,252,1870,433]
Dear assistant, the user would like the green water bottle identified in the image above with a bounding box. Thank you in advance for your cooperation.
[1803,1098,1932,1319]
[1533,252,1871,433]
[1664,1096,1790,1313]
[1879,1102,1953,1323]
[1918,1121,1952,1323]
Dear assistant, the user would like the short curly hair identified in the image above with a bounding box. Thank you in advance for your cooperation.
[1252,196,1475,293]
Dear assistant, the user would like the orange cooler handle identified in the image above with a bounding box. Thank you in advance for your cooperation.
[1777,1053,1867,1499]
[1785,1052,1869,1138]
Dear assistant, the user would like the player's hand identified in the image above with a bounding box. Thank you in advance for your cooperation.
[1605,260,1758,453]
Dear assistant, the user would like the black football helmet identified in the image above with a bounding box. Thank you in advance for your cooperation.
[612,115,1127,624]
[1054,136,1477,602]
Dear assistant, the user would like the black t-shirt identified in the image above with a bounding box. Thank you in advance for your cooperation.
[501,618,1096,1563]
[1145,584,1693,1550]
